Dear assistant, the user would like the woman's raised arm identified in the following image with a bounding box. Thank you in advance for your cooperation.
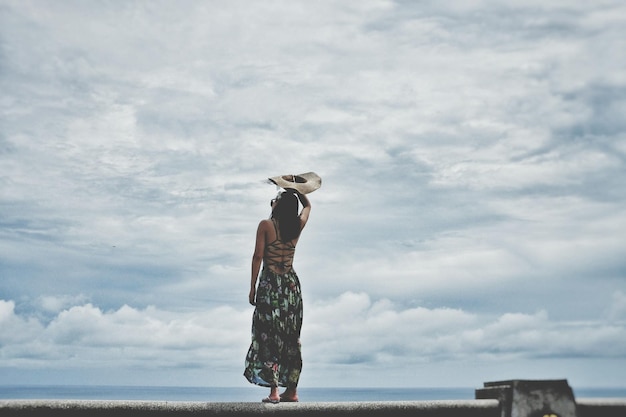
[297,192,311,227]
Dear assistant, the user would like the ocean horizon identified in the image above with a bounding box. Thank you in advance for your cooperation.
[1,385,625,403]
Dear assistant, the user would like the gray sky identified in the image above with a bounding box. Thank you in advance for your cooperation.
[1,0,625,389]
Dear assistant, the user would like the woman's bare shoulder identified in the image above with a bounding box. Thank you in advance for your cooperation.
[257,219,273,232]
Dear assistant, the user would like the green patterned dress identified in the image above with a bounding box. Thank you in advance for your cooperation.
[244,267,303,388]
[244,219,303,388]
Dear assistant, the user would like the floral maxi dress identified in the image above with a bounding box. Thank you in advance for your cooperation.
[244,267,303,388]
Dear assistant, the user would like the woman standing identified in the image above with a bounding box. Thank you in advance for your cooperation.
[244,186,312,403]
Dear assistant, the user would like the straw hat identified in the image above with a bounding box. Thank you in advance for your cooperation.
[268,172,322,194]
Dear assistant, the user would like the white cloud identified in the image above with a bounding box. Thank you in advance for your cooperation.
[305,294,626,370]
[37,295,90,314]
[0,300,251,371]
[0,300,44,345]
[607,291,626,321]
[1,293,624,386]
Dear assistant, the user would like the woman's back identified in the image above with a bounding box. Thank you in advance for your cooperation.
[264,219,297,274]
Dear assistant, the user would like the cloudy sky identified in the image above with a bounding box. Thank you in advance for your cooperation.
[1,0,625,391]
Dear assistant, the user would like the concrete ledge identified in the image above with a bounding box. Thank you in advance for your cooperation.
[577,398,626,417]
[0,399,500,417]
[2,398,625,416]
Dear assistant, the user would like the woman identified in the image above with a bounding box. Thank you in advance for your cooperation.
[244,189,311,403]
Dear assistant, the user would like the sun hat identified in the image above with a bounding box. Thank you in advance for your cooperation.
[268,172,322,194]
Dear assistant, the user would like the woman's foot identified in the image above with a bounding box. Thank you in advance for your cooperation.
[262,387,280,404]
[280,388,299,402]
[262,396,280,404]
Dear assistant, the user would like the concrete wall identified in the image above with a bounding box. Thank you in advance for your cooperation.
[0,399,501,417]
[577,398,626,417]
[1,398,625,417]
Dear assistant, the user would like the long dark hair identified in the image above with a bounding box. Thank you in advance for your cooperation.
[271,191,301,242]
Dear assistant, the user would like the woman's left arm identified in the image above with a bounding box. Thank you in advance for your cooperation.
[249,221,266,305]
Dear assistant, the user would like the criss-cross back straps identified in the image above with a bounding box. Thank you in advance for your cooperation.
[264,219,296,273]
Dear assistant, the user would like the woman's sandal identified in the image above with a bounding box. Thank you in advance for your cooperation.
[280,397,298,402]
[262,396,280,404]
[279,394,299,402]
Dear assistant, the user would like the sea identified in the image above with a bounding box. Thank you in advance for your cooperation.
[1,385,625,402]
